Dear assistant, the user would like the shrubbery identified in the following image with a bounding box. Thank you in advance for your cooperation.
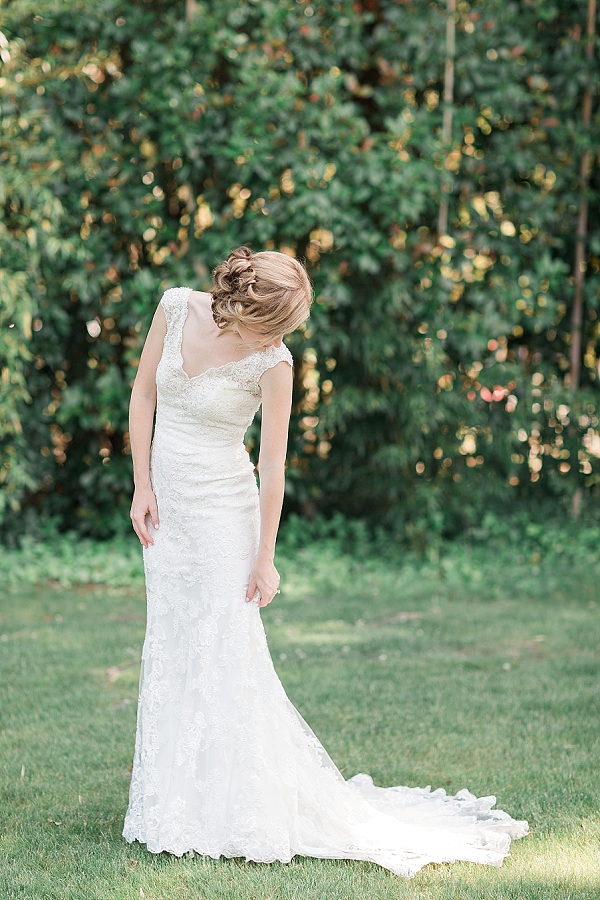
[1,0,599,541]
[3,508,599,590]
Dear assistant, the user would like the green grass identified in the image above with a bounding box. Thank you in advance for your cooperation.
[1,537,599,899]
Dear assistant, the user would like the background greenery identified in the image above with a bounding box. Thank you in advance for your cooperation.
[1,532,599,898]
[1,0,600,540]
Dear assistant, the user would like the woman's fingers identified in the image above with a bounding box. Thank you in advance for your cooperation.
[130,489,159,547]
[131,519,146,549]
[257,585,279,607]
[149,497,159,530]
[139,513,155,547]
[130,506,154,548]
[260,578,280,606]
[246,566,281,606]
[135,521,150,549]
[246,576,257,603]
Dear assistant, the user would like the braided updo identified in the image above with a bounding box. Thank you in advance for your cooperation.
[210,246,312,339]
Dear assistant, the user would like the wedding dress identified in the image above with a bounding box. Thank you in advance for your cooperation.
[122,286,528,878]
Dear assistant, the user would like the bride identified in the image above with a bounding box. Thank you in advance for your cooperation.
[123,246,528,878]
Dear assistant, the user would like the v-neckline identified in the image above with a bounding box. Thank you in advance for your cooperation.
[177,288,269,382]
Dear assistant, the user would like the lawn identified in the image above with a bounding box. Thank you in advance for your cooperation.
[1,536,599,899]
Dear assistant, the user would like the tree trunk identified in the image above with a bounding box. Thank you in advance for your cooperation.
[186,0,198,24]
[438,0,456,238]
[570,0,596,390]
[571,486,583,518]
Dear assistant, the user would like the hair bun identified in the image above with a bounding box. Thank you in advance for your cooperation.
[210,246,258,326]
[212,246,257,303]
[230,246,252,261]
[210,247,312,337]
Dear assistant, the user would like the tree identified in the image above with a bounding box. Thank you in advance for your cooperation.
[0,0,599,541]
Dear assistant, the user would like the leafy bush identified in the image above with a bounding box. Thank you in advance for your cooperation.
[1,0,599,540]
[0,532,144,588]
[2,509,599,592]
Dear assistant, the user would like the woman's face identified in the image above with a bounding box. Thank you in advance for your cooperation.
[235,322,283,350]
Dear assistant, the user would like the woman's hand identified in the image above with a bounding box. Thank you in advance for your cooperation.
[246,555,280,608]
[130,485,159,548]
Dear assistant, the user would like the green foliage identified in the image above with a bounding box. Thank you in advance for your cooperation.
[279,506,600,575]
[3,509,600,592]
[0,532,144,587]
[1,0,599,537]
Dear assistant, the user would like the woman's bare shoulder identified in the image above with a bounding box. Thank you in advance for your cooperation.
[188,289,212,310]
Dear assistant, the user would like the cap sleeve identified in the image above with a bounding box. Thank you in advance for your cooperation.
[256,343,294,382]
[160,286,192,330]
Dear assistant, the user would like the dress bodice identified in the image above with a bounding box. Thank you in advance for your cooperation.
[155,286,294,449]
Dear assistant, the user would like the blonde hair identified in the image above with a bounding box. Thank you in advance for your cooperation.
[210,247,313,339]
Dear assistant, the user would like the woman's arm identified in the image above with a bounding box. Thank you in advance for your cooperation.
[129,303,167,548]
[245,359,293,607]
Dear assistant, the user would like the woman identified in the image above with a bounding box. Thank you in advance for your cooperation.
[123,246,527,877]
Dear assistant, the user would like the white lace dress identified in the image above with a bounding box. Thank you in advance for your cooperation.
[122,286,528,878]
